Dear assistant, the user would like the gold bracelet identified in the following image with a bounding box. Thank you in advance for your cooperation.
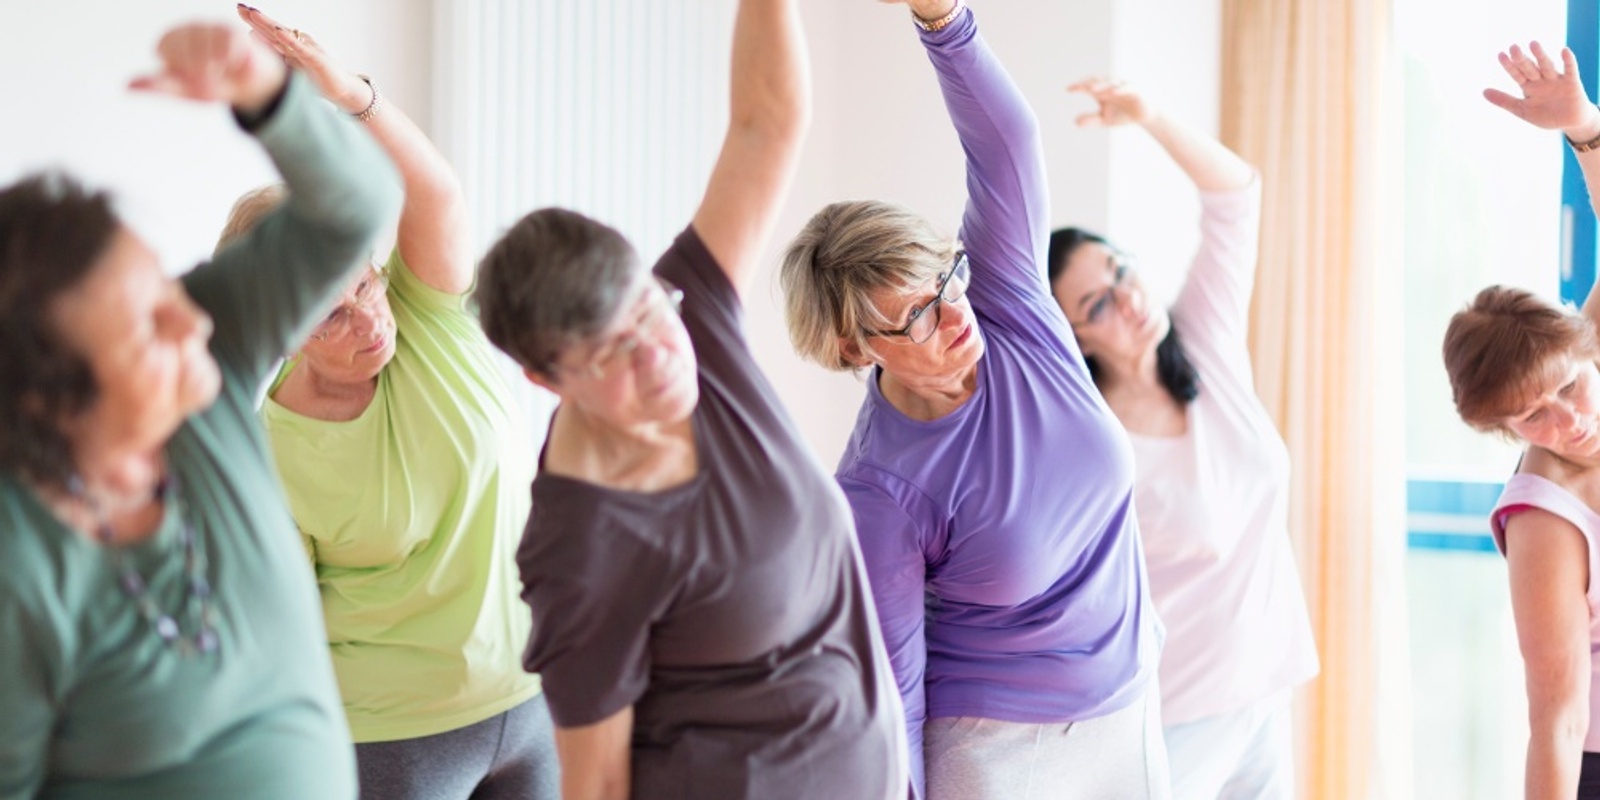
[352,74,381,123]
[912,0,964,33]
[1568,126,1600,154]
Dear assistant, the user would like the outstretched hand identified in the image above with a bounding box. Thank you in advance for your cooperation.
[236,4,372,115]
[1068,77,1156,129]
[1484,41,1600,138]
[129,22,286,113]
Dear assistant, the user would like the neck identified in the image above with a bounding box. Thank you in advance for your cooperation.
[559,404,686,454]
[878,363,979,422]
[302,362,380,401]
[1091,346,1162,396]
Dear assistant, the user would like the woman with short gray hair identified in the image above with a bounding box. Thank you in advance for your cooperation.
[474,0,908,797]
[779,2,1167,797]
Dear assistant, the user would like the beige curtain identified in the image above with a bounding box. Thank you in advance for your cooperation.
[1220,1,1413,798]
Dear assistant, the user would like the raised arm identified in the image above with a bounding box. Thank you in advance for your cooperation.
[142,23,401,384]
[1503,510,1591,799]
[691,0,811,294]
[1484,41,1600,324]
[1070,78,1253,192]
[238,6,471,294]
[897,1,1051,308]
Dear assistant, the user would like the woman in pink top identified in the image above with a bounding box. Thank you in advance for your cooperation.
[1047,78,1318,798]
[1444,41,1600,800]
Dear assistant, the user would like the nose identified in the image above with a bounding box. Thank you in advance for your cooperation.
[939,296,970,328]
[347,304,382,337]
[161,286,214,342]
[1113,282,1141,317]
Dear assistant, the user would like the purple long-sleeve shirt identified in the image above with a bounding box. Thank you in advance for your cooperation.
[836,9,1161,794]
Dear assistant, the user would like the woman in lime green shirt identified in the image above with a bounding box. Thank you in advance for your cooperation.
[221,9,555,799]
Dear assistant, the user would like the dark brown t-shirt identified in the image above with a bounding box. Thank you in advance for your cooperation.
[519,227,909,799]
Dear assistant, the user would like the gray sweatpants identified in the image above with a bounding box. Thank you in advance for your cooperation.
[354,694,560,800]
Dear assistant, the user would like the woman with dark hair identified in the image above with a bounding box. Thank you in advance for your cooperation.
[0,20,399,799]
[1445,41,1600,800]
[779,4,1167,798]
[218,9,557,799]
[1046,78,1317,798]
[473,0,908,797]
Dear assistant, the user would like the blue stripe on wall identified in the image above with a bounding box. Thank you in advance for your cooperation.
[1406,478,1502,553]
[1562,0,1599,305]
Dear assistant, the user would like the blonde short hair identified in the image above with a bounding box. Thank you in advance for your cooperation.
[779,200,959,372]
[214,184,287,256]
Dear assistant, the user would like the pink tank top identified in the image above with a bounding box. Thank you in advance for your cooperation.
[1491,472,1600,752]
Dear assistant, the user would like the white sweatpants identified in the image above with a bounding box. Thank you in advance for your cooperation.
[1161,690,1296,800]
[922,688,1171,799]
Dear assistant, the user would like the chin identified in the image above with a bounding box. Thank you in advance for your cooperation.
[180,356,224,415]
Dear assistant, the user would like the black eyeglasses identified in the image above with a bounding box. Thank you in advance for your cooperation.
[865,253,971,345]
[1082,254,1133,326]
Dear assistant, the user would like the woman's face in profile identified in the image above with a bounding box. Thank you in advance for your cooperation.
[50,225,221,452]
[1505,354,1600,458]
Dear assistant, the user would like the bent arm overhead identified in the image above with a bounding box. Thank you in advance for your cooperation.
[238,6,472,295]
[691,0,812,295]
[912,3,1050,295]
[1483,41,1600,323]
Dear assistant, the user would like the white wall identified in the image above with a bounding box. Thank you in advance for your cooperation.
[0,0,433,272]
[0,0,1221,464]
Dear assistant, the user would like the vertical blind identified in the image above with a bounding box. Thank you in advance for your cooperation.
[433,0,735,261]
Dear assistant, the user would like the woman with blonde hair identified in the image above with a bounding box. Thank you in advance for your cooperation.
[219,8,556,798]
[780,2,1165,797]
[1444,40,1600,800]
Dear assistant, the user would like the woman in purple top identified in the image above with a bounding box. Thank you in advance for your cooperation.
[779,2,1166,798]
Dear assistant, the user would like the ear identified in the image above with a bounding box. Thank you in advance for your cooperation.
[838,336,875,368]
[522,366,562,393]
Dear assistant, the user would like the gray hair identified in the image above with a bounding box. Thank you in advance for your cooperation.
[475,207,641,378]
[779,200,959,372]
[215,184,287,256]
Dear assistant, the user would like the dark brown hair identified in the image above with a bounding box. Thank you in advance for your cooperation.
[475,207,641,378]
[1048,226,1200,405]
[0,173,119,484]
[1443,285,1600,433]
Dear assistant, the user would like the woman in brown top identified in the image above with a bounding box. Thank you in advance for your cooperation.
[472,1,909,799]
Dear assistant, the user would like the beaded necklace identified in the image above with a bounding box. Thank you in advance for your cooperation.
[68,473,220,656]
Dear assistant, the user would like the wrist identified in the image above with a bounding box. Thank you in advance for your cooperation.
[910,0,962,32]
[1564,107,1600,151]
[233,58,289,117]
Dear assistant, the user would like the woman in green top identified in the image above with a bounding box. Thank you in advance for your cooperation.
[218,9,556,799]
[0,20,400,800]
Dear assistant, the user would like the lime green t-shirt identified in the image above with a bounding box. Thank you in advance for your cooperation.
[261,249,541,743]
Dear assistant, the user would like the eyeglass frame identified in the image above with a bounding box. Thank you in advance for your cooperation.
[310,266,390,342]
[863,252,971,345]
[1080,253,1135,326]
[569,277,685,380]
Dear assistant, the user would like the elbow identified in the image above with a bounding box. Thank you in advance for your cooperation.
[1530,700,1590,751]
[731,93,811,150]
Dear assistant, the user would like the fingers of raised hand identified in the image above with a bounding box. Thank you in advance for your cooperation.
[1529,40,1561,79]
[134,24,249,101]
